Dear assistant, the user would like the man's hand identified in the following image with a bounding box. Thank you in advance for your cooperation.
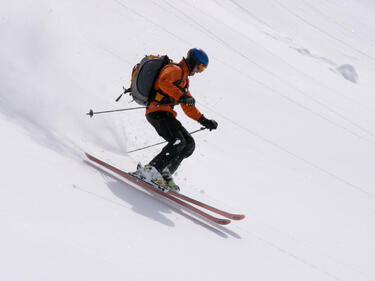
[199,115,218,131]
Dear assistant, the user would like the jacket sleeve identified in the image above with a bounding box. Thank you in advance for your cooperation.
[181,90,203,121]
[158,65,186,102]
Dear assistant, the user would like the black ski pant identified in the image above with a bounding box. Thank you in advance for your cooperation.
[146,111,195,175]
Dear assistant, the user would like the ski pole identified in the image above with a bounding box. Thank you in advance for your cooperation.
[126,127,207,154]
[86,103,177,118]
[86,106,147,117]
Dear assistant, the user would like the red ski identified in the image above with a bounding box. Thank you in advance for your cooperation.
[85,153,231,225]
[168,191,245,220]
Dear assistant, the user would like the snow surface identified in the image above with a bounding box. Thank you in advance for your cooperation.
[1,0,375,280]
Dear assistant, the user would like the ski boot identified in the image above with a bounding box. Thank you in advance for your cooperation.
[133,163,167,190]
[162,169,180,192]
[130,163,145,178]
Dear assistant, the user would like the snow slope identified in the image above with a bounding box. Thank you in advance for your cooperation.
[1,0,375,280]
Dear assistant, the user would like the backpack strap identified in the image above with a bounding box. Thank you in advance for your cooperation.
[173,63,188,95]
[151,63,187,106]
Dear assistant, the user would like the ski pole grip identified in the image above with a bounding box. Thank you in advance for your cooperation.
[116,87,132,102]
[115,94,123,102]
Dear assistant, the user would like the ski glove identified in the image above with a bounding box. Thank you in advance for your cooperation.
[199,115,218,131]
[179,95,195,106]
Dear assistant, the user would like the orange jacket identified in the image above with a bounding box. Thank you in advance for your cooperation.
[146,59,203,121]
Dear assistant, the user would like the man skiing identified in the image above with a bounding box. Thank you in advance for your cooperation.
[138,48,218,191]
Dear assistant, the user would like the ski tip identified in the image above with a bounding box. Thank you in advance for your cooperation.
[84,152,93,160]
[218,219,231,225]
[231,214,246,220]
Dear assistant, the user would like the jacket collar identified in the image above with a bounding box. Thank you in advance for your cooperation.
[179,59,191,75]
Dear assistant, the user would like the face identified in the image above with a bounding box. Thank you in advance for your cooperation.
[189,63,207,76]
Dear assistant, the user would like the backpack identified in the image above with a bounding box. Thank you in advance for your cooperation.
[121,55,172,105]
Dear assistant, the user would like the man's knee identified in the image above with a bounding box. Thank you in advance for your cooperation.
[183,137,195,158]
[169,136,195,158]
[168,135,187,155]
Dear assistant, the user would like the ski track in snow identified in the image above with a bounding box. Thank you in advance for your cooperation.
[157,0,375,147]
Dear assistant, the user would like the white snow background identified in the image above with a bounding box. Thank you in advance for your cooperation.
[1,0,375,280]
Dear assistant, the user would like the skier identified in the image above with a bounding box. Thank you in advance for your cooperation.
[138,48,218,191]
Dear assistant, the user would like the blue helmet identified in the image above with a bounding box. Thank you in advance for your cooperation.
[186,48,209,72]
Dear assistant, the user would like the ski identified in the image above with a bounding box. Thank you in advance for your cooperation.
[168,191,245,220]
[85,153,231,225]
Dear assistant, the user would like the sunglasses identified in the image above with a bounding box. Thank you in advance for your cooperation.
[197,63,207,72]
